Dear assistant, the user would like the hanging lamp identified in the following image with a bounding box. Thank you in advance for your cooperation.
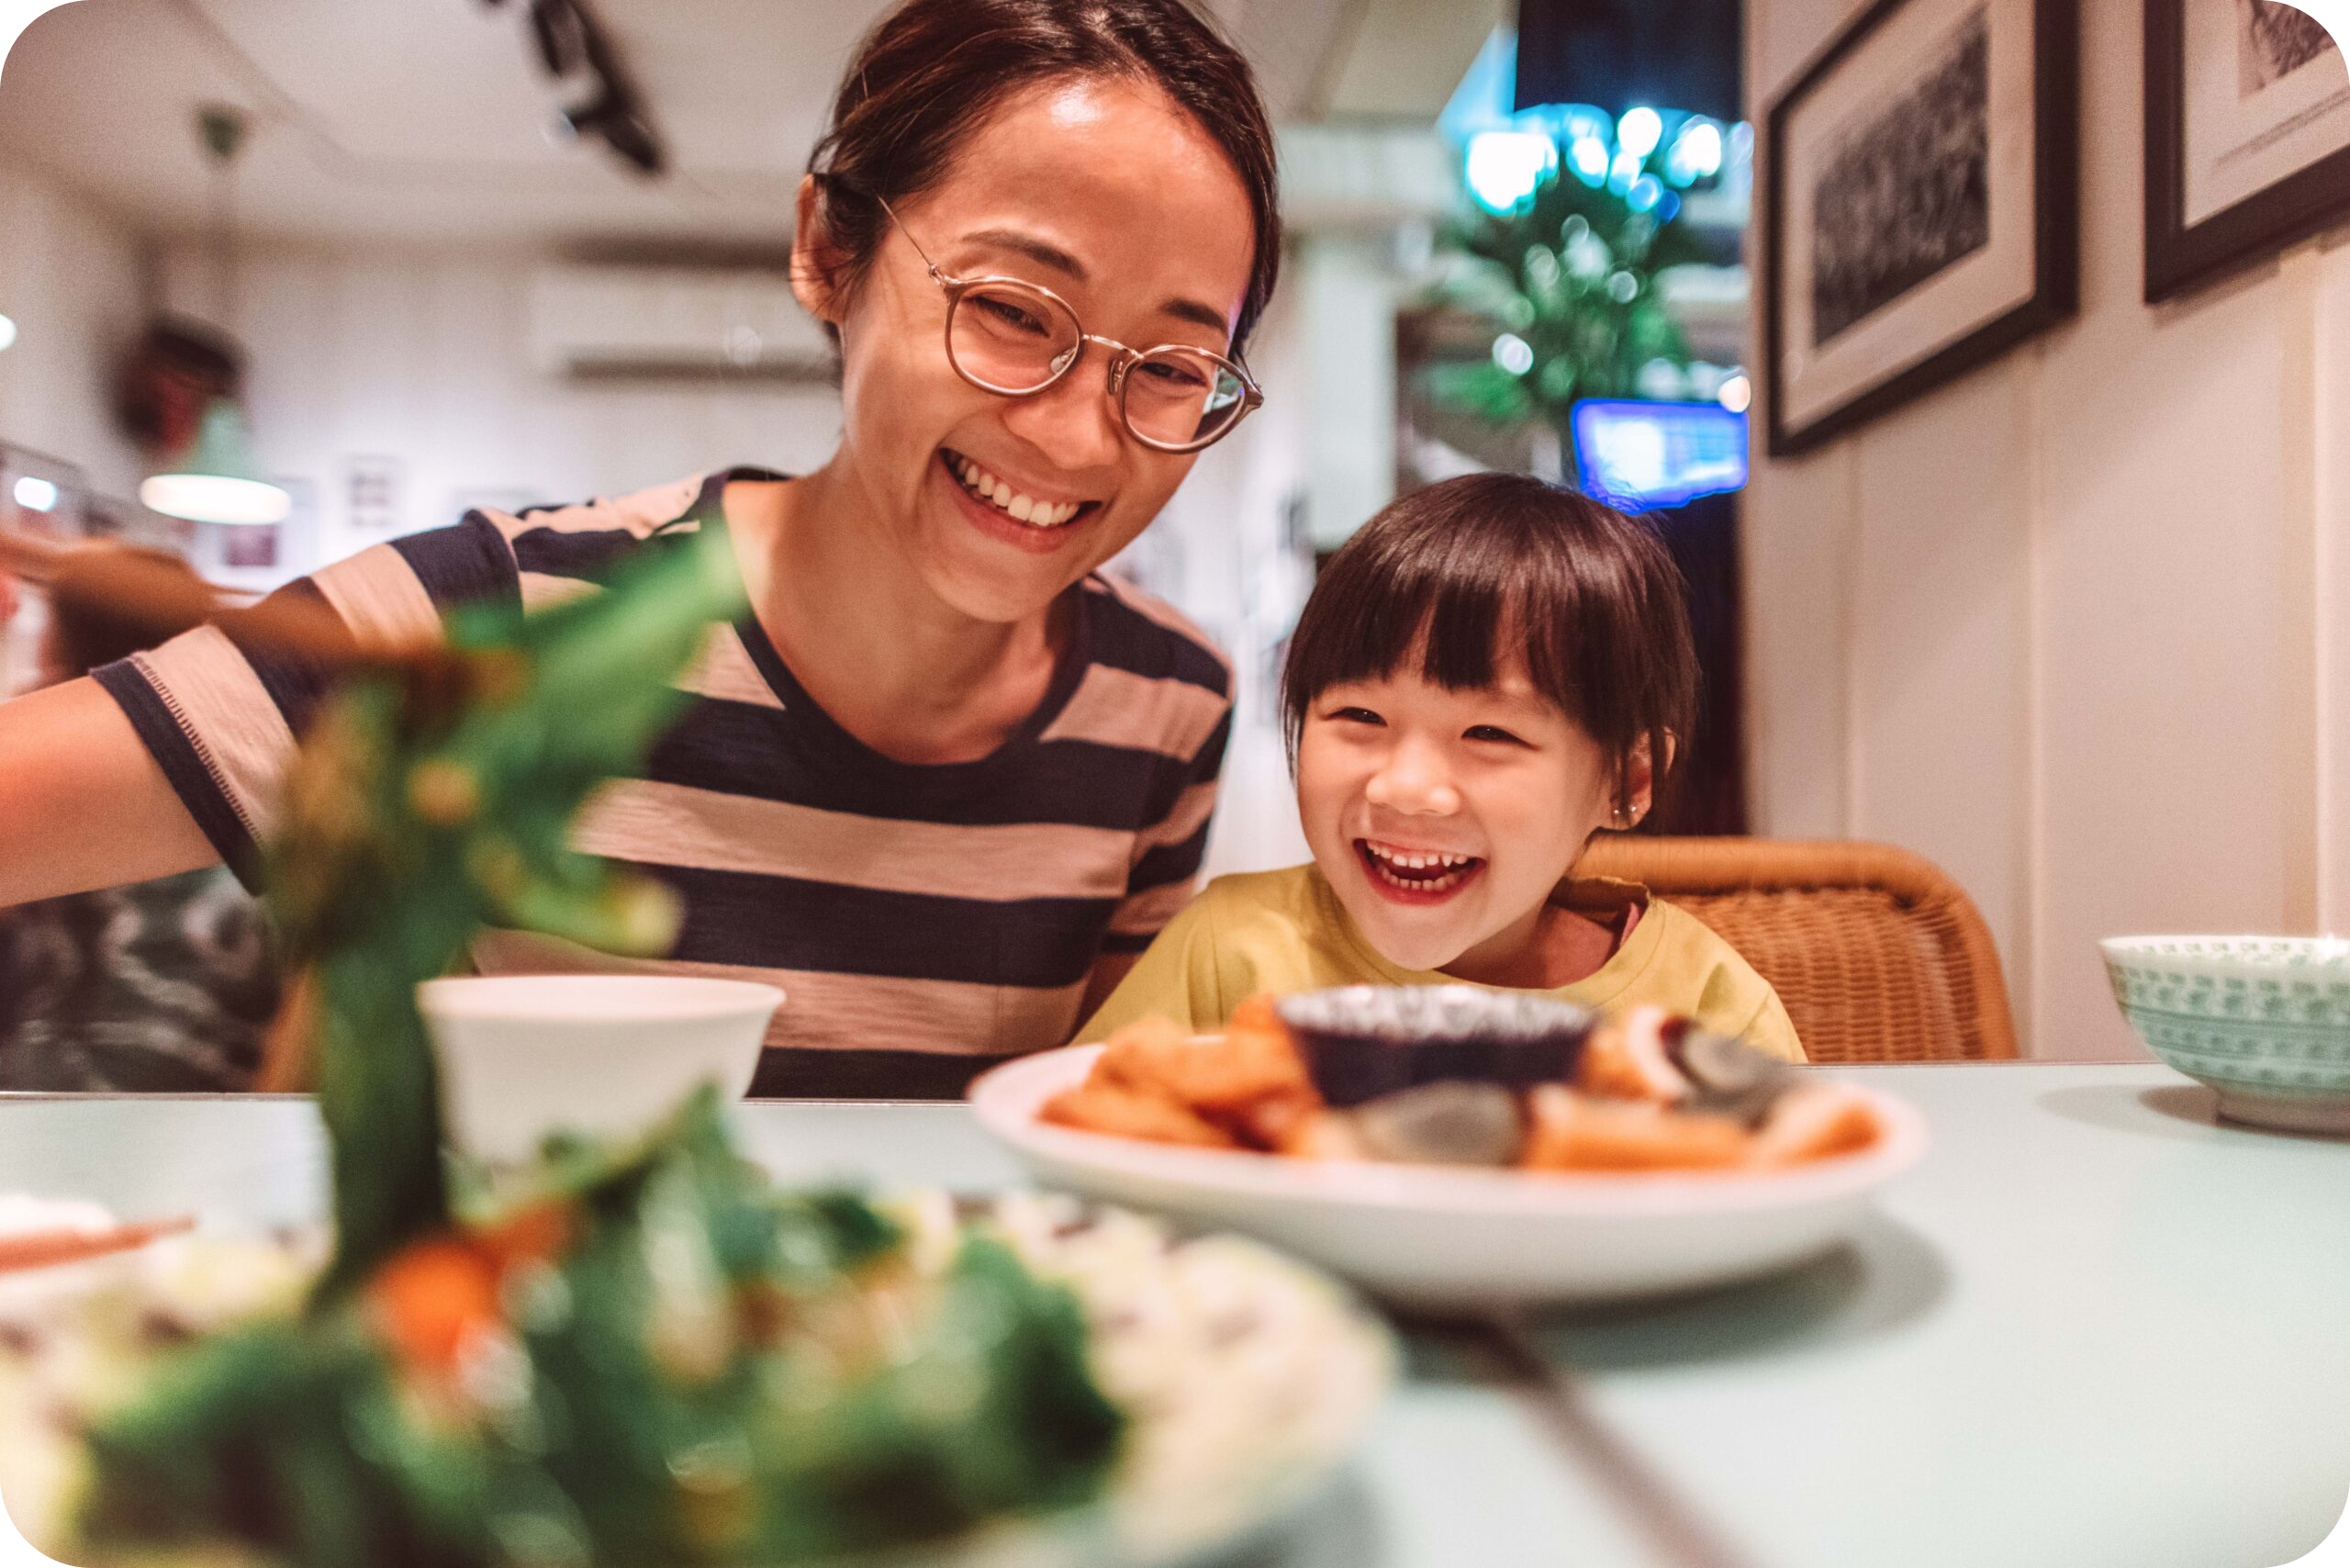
[139,106,290,528]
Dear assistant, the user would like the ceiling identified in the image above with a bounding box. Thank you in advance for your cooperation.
[0,0,1496,252]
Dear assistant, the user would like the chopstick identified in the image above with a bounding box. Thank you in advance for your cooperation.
[0,522,423,670]
[0,1214,198,1274]
[1475,1308,1770,1568]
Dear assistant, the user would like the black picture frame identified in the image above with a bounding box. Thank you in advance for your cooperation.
[1762,0,2078,457]
[2144,0,2350,303]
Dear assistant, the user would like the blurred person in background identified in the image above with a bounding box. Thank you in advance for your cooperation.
[0,544,281,1092]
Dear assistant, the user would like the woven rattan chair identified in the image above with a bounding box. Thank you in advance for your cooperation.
[1577,836,2019,1062]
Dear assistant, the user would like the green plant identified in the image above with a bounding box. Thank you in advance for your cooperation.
[1419,148,1709,444]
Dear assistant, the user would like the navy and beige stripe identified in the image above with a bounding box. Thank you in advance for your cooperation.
[96,467,1232,1095]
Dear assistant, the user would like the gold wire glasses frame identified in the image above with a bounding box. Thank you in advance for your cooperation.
[872,195,1264,454]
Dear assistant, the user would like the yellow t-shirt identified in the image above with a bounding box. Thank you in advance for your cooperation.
[1079,865,1805,1062]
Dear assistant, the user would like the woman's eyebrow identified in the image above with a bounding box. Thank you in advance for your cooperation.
[962,227,1232,335]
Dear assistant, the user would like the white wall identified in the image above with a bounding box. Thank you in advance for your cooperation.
[0,159,148,501]
[1744,0,2349,1058]
[0,157,151,691]
[1146,265,1316,880]
[158,242,849,577]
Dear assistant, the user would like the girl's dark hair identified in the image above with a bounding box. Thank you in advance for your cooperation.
[1280,474,1700,815]
[805,0,1280,351]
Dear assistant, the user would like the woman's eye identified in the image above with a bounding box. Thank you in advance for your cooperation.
[977,296,1048,336]
[1464,725,1527,745]
[1139,358,1211,390]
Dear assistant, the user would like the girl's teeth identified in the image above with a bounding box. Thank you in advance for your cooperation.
[1371,845,1470,870]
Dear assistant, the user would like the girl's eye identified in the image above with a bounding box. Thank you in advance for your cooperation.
[1465,725,1527,745]
[1327,706,1384,727]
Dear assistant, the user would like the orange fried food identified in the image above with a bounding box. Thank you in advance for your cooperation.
[1229,1086,1325,1151]
[1521,1084,1751,1171]
[1751,1083,1879,1166]
[1041,1081,1237,1149]
[1575,1007,1694,1103]
[1094,1001,1314,1116]
[1274,1108,1374,1161]
[1094,1015,1192,1088]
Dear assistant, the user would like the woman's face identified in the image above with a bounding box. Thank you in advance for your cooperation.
[800,78,1257,624]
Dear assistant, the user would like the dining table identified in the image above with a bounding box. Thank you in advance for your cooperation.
[0,1060,2344,1568]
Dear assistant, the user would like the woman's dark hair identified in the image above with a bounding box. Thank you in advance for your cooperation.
[805,0,1280,351]
[1280,474,1699,815]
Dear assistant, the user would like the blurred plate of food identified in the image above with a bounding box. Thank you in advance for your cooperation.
[0,1197,199,1278]
[971,989,1929,1311]
[0,1104,1393,1568]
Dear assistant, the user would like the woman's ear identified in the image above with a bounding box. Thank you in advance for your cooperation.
[789,174,845,323]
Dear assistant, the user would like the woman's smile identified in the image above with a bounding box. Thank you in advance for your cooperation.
[932,447,1102,555]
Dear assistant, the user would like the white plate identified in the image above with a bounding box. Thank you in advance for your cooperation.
[0,1198,1392,1568]
[971,1046,1931,1311]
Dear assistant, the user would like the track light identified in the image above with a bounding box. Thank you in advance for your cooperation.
[482,0,665,179]
[526,0,588,77]
[560,84,664,176]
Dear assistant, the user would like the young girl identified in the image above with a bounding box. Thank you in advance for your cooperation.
[1080,473,1803,1061]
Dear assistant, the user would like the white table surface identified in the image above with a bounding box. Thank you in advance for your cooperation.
[0,1063,2344,1568]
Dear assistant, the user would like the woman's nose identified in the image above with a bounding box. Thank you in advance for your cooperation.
[1363,742,1460,816]
[998,352,1127,473]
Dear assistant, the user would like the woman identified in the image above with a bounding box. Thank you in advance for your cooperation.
[0,0,1279,1096]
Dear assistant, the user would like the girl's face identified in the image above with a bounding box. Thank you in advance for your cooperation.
[797,78,1256,624]
[1296,655,1645,977]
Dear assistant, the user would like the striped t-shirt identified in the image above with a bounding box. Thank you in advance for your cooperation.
[95,469,1233,1097]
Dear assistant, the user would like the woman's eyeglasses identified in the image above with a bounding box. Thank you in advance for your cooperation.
[874,196,1264,454]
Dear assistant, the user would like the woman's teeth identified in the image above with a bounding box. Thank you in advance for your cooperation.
[1360,841,1481,891]
[948,453,1082,529]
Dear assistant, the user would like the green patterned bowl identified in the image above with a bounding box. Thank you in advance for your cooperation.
[2100,936,2350,1136]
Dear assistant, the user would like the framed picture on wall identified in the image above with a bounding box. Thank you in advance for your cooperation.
[2144,0,2350,302]
[343,454,406,534]
[1762,0,2077,455]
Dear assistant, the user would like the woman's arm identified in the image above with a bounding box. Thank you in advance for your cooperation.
[0,678,218,904]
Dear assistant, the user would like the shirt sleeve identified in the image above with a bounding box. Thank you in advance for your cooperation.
[88,517,517,885]
[1729,988,1807,1064]
[1073,883,1228,1042]
[1099,703,1232,958]
[1658,898,1807,1063]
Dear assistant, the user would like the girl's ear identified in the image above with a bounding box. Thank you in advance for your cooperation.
[789,174,847,324]
[1615,732,1673,827]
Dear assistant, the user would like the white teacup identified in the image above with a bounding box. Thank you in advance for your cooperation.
[418,974,784,1163]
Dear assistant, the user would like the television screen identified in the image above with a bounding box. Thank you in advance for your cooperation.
[1513,0,1741,123]
[1572,399,1748,511]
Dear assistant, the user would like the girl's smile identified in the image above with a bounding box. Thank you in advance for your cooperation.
[1298,654,1648,984]
[1353,839,1486,904]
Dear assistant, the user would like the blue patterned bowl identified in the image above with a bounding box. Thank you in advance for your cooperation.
[2100,936,2350,1136]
